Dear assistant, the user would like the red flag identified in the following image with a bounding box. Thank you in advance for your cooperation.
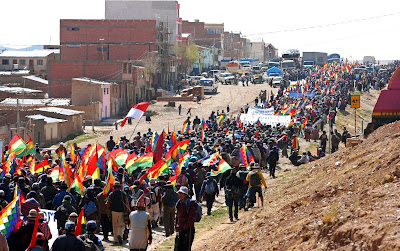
[27,210,39,249]
[154,131,165,162]
[75,209,85,236]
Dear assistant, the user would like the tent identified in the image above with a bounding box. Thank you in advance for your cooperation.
[267,67,283,76]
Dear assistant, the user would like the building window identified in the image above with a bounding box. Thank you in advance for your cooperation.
[37,60,44,65]
[128,63,132,74]
[19,59,26,65]
[104,88,106,94]
[123,63,127,73]
[13,59,17,64]
[67,26,80,31]
[2,59,9,65]
[107,88,109,94]
[97,47,108,52]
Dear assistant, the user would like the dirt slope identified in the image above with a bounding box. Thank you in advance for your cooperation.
[194,121,400,251]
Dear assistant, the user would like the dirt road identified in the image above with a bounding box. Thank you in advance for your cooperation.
[77,82,278,148]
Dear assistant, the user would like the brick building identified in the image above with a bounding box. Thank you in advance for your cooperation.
[60,19,158,61]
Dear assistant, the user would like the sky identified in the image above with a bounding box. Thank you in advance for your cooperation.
[1,0,400,60]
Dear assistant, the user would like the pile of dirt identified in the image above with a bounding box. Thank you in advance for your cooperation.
[194,121,400,250]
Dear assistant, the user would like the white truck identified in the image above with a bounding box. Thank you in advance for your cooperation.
[218,72,235,85]
[199,78,218,93]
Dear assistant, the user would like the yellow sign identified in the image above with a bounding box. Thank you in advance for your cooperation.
[351,95,360,108]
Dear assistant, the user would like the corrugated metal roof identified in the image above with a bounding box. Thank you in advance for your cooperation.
[22,75,48,85]
[0,98,70,106]
[36,107,84,116]
[72,78,116,85]
[26,114,67,123]
[0,86,42,94]
[0,50,54,58]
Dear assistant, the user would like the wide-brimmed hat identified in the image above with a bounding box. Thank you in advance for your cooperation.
[177,186,189,195]
[113,181,121,187]
[28,209,38,218]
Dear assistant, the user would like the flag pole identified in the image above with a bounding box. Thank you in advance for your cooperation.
[128,119,141,141]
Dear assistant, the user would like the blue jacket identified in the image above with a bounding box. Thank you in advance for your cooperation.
[52,190,76,208]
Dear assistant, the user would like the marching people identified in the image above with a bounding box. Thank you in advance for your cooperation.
[199,172,219,215]
[175,186,196,251]
[245,163,267,210]
[225,169,242,222]
[128,194,153,250]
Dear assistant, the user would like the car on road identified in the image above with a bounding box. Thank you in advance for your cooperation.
[271,76,283,87]
[218,72,235,84]
[263,72,281,82]
[188,76,205,85]
[199,78,218,93]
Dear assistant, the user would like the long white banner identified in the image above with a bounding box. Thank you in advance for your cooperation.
[247,107,275,116]
[240,114,291,127]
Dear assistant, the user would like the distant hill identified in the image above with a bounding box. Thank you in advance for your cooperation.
[0,45,44,52]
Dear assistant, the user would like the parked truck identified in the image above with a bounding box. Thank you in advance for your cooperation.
[302,52,328,67]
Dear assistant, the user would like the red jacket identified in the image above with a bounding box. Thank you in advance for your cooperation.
[175,198,196,230]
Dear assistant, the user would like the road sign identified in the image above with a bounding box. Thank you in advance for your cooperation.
[351,95,360,108]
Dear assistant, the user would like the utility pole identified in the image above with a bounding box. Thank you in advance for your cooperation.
[90,79,95,132]
[17,98,20,135]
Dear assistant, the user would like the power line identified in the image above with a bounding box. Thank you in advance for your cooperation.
[246,11,400,36]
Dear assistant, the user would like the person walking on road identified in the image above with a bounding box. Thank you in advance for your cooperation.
[106,182,130,245]
[128,194,153,250]
[245,164,267,210]
[178,104,182,115]
[225,169,242,222]
[174,186,196,251]
[200,172,219,215]
[267,146,279,179]
[161,181,179,237]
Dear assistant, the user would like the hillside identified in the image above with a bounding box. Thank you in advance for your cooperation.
[193,121,400,250]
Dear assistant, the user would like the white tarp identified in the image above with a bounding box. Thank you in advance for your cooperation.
[40,209,58,247]
[247,107,275,116]
[240,114,291,127]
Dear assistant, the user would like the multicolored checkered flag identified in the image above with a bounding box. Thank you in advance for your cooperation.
[0,187,21,237]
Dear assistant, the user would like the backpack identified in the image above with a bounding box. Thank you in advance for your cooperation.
[131,189,144,207]
[80,233,99,251]
[185,200,202,222]
[150,187,160,205]
[204,180,216,195]
[249,171,261,186]
[83,200,97,216]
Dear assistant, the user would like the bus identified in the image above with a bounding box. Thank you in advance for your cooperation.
[281,60,295,70]
[327,53,340,63]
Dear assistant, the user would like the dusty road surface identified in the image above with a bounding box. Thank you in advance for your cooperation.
[77,82,278,148]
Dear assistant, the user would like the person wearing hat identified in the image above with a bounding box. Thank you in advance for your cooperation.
[175,186,196,251]
[267,146,279,179]
[28,232,46,251]
[21,191,40,220]
[51,221,86,251]
[106,181,130,245]
[78,220,103,251]
[128,194,153,250]
[193,163,206,202]
[14,209,38,251]
[54,195,77,234]
[0,173,12,203]
[236,164,249,210]
[200,172,219,215]
[52,181,76,209]
[56,142,67,158]
[245,164,267,210]
[161,181,179,237]
[38,211,52,248]
[32,183,46,208]
[148,178,161,228]
[40,176,57,209]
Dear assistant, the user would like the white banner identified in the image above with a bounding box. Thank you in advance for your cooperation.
[40,209,58,247]
[247,107,275,116]
[240,114,291,127]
